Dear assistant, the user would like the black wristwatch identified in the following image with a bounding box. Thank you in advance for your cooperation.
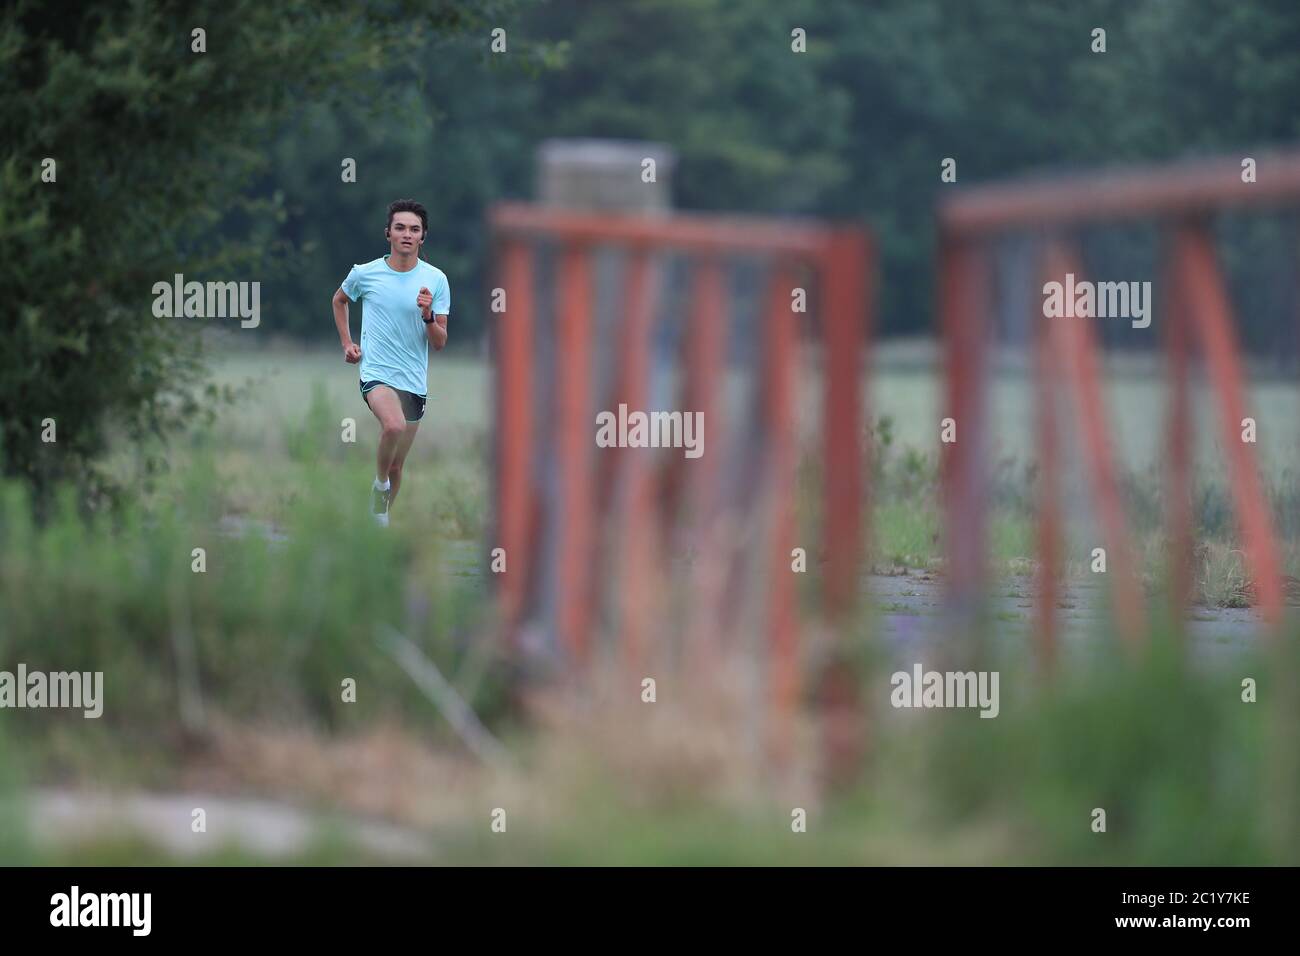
[422,314,435,324]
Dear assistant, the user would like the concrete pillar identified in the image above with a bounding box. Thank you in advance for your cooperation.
[531,140,677,656]
[537,138,676,214]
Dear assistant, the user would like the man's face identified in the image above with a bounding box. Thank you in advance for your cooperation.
[387,211,424,253]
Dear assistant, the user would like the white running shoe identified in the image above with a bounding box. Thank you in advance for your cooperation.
[371,480,392,527]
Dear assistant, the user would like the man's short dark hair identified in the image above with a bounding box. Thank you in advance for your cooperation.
[386,199,428,234]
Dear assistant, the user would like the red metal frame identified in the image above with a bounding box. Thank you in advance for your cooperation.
[1175,222,1284,625]
[939,151,1298,655]
[942,152,1300,236]
[489,204,874,736]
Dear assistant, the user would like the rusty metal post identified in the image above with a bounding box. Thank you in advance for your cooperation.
[1175,222,1285,627]
[675,257,731,670]
[1163,231,1194,629]
[763,260,801,763]
[555,242,595,664]
[1033,245,1063,673]
[495,240,535,643]
[613,246,661,669]
[683,257,728,524]
[1047,241,1146,646]
[940,236,990,641]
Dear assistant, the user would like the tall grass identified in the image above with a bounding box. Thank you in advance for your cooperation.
[920,630,1291,864]
[335,620,1300,865]
[0,453,506,772]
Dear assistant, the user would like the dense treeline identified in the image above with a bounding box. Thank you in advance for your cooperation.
[0,0,525,498]
[261,0,1300,343]
[4,0,1300,498]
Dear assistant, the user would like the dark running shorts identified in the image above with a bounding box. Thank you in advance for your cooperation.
[360,380,427,423]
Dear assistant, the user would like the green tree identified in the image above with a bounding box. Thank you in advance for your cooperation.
[0,0,515,509]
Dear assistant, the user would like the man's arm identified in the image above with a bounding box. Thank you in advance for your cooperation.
[333,288,362,363]
[417,285,448,351]
[426,313,448,351]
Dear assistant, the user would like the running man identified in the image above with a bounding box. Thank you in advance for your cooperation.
[332,199,450,526]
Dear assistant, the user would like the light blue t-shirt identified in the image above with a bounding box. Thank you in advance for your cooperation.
[340,255,451,396]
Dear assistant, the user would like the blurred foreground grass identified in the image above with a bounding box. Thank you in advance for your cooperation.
[4,623,1295,864]
[1,345,1298,864]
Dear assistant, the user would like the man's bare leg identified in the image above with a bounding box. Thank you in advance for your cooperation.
[386,421,420,508]
[364,386,407,482]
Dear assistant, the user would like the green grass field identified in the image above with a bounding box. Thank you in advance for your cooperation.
[115,342,1300,572]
